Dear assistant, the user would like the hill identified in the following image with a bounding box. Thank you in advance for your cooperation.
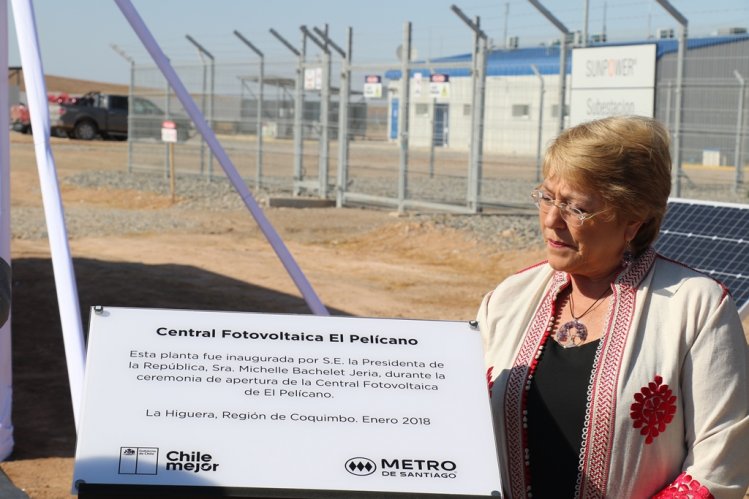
[9,70,129,96]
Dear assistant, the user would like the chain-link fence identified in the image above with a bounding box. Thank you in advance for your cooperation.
[656,37,749,201]
[126,27,749,212]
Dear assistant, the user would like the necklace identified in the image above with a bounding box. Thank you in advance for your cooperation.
[556,286,610,347]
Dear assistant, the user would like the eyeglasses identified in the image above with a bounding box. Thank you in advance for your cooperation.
[530,189,605,226]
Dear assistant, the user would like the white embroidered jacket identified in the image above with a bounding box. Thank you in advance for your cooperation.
[478,248,749,498]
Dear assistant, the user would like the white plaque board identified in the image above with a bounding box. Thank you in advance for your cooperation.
[73,307,502,497]
[570,44,656,126]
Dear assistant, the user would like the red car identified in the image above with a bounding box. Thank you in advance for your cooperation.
[9,102,31,133]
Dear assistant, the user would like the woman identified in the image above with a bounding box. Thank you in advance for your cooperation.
[478,116,749,498]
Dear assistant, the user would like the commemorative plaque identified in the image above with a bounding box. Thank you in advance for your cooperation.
[73,307,502,497]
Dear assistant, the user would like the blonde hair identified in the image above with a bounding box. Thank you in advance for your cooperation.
[542,116,671,255]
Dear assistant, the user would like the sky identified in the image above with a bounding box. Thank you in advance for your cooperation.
[6,0,749,85]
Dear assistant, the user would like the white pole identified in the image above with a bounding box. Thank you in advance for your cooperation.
[0,0,15,461]
[10,0,86,428]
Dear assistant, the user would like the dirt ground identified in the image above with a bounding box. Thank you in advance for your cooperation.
[0,133,747,498]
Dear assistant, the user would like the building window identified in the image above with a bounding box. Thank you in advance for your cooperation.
[415,103,429,116]
[463,104,471,116]
[551,104,569,118]
[512,104,530,118]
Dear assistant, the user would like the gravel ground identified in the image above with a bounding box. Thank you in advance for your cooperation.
[15,168,746,252]
[9,170,541,251]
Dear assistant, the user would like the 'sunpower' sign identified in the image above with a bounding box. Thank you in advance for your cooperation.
[570,44,656,126]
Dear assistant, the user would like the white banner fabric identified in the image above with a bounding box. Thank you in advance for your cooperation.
[10,0,86,427]
[0,0,14,461]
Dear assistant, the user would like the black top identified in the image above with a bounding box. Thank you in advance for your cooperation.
[526,338,600,499]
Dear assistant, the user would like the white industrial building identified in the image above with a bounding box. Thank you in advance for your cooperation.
[385,33,749,163]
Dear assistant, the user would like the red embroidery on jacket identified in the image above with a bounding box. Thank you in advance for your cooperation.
[630,375,677,444]
[486,366,495,396]
[653,472,714,498]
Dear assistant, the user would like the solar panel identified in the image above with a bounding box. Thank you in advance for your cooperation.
[655,198,749,319]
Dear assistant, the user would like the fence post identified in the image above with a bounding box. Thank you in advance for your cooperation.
[186,35,216,178]
[208,53,215,180]
[734,70,746,192]
[110,44,135,173]
[665,81,672,130]
[319,28,331,198]
[469,19,487,213]
[672,23,687,197]
[128,60,135,174]
[164,77,171,179]
[295,31,307,195]
[257,53,264,189]
[269,28,304,195]
[429,96,436,179]
[335,28,353,208]
[398,22,412,214]
[451,6,487,213]
[655,0,688,197]
[531,64,545,183]
[233,30,265,190]
[303,25,334,199]
[527,0,570,136]
[199,60,207,175]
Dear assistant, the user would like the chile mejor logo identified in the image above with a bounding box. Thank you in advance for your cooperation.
[118,447,220,475]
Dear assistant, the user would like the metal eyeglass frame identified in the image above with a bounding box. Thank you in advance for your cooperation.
[530,189,606,227]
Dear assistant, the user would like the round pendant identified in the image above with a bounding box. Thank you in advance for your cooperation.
[557,319,588,347]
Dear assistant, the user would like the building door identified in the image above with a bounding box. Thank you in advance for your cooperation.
[390,98,399,140]
[433,103,449,146]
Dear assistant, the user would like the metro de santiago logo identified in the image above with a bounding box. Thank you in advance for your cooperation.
[345,456,458,479]
[345,457,376,476]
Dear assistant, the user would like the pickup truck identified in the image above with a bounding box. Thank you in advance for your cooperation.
[49,91,192,141]
[49,92,127,139]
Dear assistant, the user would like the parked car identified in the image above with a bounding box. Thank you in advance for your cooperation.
[9,102,31,133]
[49,91,192,141]
[10,93,79,135]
